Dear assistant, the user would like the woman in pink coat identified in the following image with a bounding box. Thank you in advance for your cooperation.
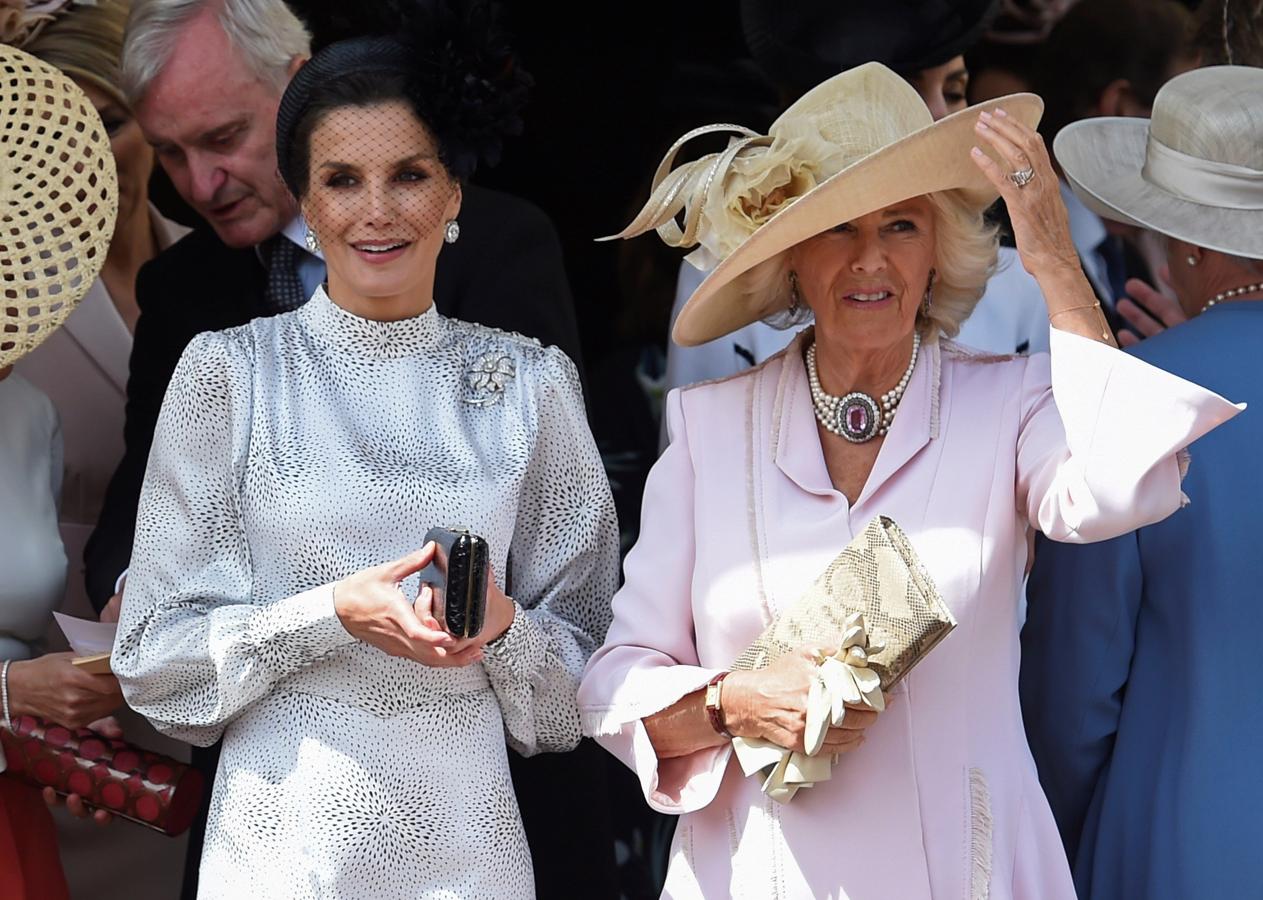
[578,64,1241,899]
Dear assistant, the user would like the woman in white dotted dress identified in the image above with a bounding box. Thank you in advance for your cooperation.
[110,25,618,900]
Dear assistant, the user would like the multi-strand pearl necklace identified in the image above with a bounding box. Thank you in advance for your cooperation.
[1202,282,1263,313]
[806,332,920,443]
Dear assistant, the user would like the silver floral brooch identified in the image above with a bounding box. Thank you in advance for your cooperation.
[464,352,516,406]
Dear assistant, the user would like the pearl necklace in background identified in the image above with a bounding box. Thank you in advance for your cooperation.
[1201,282,1263,314]
[806,332,920,443]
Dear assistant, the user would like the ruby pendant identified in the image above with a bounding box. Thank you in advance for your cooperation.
[835,392,881,443]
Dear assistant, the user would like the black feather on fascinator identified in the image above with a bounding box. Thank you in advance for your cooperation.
[276,0,531,190]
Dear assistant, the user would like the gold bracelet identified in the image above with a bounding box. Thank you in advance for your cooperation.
[1048,301,1101,320]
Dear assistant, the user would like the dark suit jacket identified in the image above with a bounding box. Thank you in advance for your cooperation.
[1021,302,1263,900]
[85,184,582,608]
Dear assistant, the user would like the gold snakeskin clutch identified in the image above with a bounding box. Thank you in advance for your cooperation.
[731,516,955,689]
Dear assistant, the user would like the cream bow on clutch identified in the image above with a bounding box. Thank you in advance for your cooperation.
[729,516,955,803]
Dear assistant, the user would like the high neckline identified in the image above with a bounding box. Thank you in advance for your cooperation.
[298,284,443,358]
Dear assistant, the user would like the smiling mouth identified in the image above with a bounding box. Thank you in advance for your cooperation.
[844,290,895,303]
[351,240,411,254]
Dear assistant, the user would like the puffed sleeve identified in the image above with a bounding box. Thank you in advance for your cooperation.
[112,331,356,746]
[1017,327,1242,542]
[483,346,619,756]
[578,388,730,815]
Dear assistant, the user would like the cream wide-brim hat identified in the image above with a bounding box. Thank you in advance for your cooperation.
[0,44,117,369]
[607,62,1042,346]
[1054,66,1263,263]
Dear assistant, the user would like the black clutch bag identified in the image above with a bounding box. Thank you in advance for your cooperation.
[417,527,489,639]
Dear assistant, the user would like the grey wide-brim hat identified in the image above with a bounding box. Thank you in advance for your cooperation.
[1054,65,1263,261]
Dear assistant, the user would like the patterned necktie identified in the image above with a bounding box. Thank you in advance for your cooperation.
[261,234,307,313]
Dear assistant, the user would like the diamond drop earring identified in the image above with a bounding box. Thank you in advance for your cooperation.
[304,226,320,254]
[444,220,460,244]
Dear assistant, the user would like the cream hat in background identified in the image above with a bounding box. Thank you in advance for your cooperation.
[1054,65,1263,261]
[0,42,117,369]
[605,62,1042,346]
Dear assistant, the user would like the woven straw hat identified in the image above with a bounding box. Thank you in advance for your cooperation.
[0,43,117,369]
[607,62,1041,346]
[1054,65,1263,261]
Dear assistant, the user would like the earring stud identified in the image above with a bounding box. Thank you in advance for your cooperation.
[1186,254,1198,267]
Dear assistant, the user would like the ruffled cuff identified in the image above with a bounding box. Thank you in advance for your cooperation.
[249,583,357,667]
[482,600,547,686]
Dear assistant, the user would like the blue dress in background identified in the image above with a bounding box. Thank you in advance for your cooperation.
[1022,301,1263,900]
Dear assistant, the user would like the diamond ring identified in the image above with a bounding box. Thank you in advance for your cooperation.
[1009,166,1036,188]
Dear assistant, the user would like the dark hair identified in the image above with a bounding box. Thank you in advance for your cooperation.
[275,2,530,198]
[1194,0,1263,67]
[284,70,449,198]
[1034,0,1193,144]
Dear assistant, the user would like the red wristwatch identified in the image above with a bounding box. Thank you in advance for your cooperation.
[704,672,732,738]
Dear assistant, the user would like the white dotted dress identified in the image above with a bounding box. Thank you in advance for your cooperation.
[112,287,619,899]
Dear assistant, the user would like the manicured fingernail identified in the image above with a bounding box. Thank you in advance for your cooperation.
[976,121,990,132]
[971,146,984,157]
[994,107,1008,117]
[979,110,992,120]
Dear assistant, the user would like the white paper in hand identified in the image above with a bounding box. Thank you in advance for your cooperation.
[53,612,117,655]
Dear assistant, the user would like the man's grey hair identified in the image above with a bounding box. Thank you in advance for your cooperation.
[121,0,311,107]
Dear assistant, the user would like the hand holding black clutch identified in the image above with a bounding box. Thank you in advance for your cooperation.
[417,527,490,639]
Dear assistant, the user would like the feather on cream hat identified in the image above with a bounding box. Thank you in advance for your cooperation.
[0,43,117,368]
[605,62,1042,346]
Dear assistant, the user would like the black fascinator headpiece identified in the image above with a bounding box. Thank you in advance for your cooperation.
[276,0,531,195]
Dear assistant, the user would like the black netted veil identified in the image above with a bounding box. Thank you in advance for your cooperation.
[275,0,531,194]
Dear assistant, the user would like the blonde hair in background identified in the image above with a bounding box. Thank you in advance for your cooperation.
[754,189,998,338]
[24,0,131,107]
[121,0,310,107]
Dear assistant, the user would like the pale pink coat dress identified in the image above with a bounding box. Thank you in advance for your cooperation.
[578,326,1240,900]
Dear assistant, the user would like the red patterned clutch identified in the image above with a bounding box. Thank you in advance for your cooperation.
[0,715,204,836]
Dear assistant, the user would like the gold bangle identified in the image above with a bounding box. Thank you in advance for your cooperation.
[1048,301,1101,320]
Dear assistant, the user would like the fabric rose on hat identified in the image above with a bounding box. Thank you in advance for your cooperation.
[689,125,845,270]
